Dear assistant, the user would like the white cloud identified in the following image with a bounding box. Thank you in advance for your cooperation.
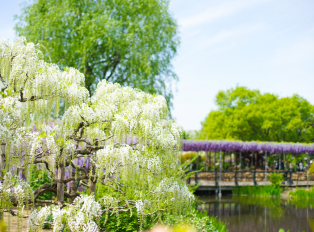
[179,0,267,29]
[272,37,314,65]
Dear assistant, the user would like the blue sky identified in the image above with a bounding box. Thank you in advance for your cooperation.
[1,0,314,131]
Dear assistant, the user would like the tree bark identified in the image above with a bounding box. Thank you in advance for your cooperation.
[255,152,258,169]
[89,180,96,196]
[70,170,77,203]
[0,143,5,221]
[214,152,216,171]
[89,165,97,196]
[57,161,65,204]
[0,143,5,180]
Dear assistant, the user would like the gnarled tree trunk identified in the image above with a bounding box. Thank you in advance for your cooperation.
[57,161,65,204]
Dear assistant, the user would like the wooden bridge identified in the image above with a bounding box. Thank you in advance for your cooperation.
[187,170,314,191]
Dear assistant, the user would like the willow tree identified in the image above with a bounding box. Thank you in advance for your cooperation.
[15,0,179,109]
[0,38,193,231]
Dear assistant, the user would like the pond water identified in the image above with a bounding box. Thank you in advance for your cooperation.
[197,196,314,232]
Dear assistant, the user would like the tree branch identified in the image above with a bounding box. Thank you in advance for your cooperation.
[70,160,88,175]
[19,95,49,102]
[63,175,88,184]
[0,73,8,92]
[33,182,57,200]
[105,53,121,81]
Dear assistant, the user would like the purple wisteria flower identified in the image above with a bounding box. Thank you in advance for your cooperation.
[182,140,314,154]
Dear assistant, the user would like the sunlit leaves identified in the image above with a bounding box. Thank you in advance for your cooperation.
[200,86,314,143]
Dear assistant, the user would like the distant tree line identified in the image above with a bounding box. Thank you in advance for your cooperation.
[199,86,314,143]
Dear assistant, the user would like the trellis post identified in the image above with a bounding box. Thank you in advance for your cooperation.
[219,150,222,197]
[265,151,267,184]
[239,151,242,180]
[307,153,309,188]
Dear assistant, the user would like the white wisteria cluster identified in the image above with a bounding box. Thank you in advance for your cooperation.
[0,173,33,213]
[29,206,51,232]
[0,38,193,231]
[29,195,101,232]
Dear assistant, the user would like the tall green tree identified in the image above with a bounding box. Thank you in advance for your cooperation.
[199,87,314,142]
[15,0,179,108]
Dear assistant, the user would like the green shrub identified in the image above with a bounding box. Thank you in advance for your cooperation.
[30,165,55,200]
[163,209,227,232]
[289,186,314,200]
[43,212,53,229]
[100,209,153,232]
[95,183,226,231]
[232,185,281,197]
[269,172,284,187]
[309,163,314,174]
[99,208,227,232]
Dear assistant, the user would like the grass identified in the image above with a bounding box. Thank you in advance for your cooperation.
[289,186,314,200]
[288,186,314,208]
[232,185,282,197]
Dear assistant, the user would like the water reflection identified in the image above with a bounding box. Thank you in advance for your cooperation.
[197,196,314,232]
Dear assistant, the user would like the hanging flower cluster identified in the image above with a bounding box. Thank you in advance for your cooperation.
[0,37,191,231]
[29,195,101,232]
[183,140,314,154]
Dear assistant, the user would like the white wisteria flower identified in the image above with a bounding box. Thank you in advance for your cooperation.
[0,37,197,232]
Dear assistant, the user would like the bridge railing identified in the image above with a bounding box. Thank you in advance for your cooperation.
[187,170,309,186]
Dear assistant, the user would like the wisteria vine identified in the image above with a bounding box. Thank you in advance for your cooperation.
[183,140,314,154]
[0,37,193,232]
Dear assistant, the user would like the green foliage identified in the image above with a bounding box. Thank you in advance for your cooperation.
[289,187,314,200]
[309,163,314,173]
[286,187,314,208]
[100,209,153,232]
[100,209,227,232]
[43,213,53,229]
[180,152,205,165]
[163,209,227,232]
[15,0,179,108]
[95,185,153,231]
[232,185,282,197]
[29,166,55,200]
[0,220,7,232]
[183,130,200,140]
[95,183,225,232]
[269,173,284,187]
[199,86,314,142]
